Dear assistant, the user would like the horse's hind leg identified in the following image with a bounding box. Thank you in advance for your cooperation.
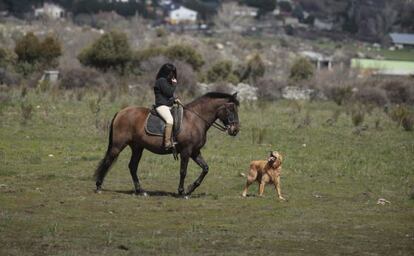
[95,145,123,192]
[129,146,145,195]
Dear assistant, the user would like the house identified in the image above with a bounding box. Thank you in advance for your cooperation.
[168,6,197,24]
[34,2,64,19]
[300,51,333,70]
[389,33,414,49]
[351,58,414,76]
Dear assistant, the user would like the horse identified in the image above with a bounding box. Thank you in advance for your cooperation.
[94,92,240,197]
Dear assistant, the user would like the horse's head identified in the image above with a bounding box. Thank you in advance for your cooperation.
[217,93,240,136]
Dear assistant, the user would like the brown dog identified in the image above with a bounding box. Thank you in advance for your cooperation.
[242,151,285,200]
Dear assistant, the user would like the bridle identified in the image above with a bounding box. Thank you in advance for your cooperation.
[180,104,237,132]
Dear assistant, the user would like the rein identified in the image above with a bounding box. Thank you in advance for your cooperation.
[180,104,228,132]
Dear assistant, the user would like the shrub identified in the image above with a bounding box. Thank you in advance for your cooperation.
[14,33,62,74]
[353,86,388,107]
[134,47,165,63]
[0,48,17,68]
[289,57,314,82]
[164,44,204,71]
[78,31,132,73]
[389,105,411,128]
[246,53,265,82]
[402,114,414,131]
[351,107,365,127]
[326,86,353,106]
[59,68,104,89]
[255,78,285,101]
[382,79,414,105]
[0,68,21,86]
[39,35,62,68]
[20,101,33,124]
[14,32,41,64]
[206,60,233,83]
[155,27,167,37]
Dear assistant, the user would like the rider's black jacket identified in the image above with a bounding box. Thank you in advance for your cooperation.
[154,77,176,107]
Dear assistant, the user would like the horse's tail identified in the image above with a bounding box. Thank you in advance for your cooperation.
[94,112,118,183]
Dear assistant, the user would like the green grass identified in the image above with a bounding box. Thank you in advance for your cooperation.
[0,88,413,255]
[380,49,414,62]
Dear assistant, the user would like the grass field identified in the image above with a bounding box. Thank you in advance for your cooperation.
[0,88,413,255]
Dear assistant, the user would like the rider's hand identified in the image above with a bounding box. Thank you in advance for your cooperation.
[175,98,183,105]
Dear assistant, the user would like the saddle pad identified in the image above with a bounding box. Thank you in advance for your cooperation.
[145,106,183,137]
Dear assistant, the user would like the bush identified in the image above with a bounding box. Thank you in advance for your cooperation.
[353,86,388,107]
[0,48,17,69]
[0,68,21,86]
[59,68,104,89]
[255,78,285,101]
[325,86,353,106]
[246,53,266,82]
[134,47,165,63]
[164,44,204,71]
[20,101,33,125]
[382,79,414,105]
[389,105,411,128]
[206,60,233,83]
[402,114,414,131]
[351,107,365,127]
[14,33,62,74]
[39,35,62,68]
[14,32,41,64]
[289,57,314,82]
[78,31,132,73]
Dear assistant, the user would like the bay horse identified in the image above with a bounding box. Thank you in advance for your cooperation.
[94,92,240,196]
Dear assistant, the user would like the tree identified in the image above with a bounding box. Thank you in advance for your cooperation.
[164,44,204,71]
[78,31,132,73]
[14,32,41,64]
[289,57,314,81]
[40,35,62,68]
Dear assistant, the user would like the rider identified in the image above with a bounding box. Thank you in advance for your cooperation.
[154,63,182,150]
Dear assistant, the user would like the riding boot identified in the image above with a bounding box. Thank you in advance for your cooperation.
[164,123,173,149]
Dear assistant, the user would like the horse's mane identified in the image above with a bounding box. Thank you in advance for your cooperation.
[187,92,240,107]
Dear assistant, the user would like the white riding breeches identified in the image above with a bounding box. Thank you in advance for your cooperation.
[156,105,173,125]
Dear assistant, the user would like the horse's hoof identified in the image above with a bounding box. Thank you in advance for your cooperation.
[135,191,148,197]
[96,189,102,194]
[183,195,190,200]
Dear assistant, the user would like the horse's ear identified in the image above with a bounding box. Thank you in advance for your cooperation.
[232,92,238,98]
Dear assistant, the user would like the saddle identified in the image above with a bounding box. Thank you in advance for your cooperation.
[145,105,183,137]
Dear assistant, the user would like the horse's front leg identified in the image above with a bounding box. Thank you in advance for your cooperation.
[178,153,189,196]
[186,152,209,196]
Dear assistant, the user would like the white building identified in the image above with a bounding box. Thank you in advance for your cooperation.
[35,3,65,19]
[169,6,197,24]
[300,51,333,70]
